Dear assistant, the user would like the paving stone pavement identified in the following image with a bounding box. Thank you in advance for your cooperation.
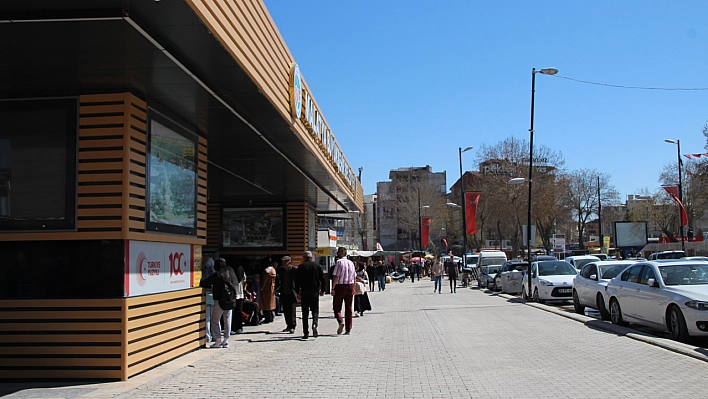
[4,279,708,398]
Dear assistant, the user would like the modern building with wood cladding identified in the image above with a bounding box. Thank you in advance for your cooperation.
[0,0,362,380]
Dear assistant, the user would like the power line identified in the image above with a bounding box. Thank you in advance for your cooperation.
[551,75,708,91]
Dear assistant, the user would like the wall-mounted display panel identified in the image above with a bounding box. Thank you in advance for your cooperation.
[222,207,284,248]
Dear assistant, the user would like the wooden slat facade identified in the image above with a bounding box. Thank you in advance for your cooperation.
[0,288,205,381]
[0,92,207,245]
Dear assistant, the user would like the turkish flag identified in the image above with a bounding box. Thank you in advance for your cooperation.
[663,185,688,226]
[422,217,431,247]
[465,192,480,235]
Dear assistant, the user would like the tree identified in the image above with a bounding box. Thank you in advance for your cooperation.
[562,169,619,249]
[393,172,447,251]
[349,211,368,251]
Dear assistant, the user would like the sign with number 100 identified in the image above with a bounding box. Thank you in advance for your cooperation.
[127,241,193,297]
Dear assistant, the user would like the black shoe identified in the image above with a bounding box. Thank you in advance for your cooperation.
[287,328,295,334]
[302,334,309,339]
[282,327,290,332]
[344,331,351,335]
[313,326,318,338]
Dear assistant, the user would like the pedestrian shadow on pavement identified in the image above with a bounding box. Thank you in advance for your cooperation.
[246,335,334,343]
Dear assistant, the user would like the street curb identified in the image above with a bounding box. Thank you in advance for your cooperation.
[498,293,708,364]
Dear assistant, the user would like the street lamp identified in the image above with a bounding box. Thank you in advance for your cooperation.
[665,138,685,252]
[459,146,473,267]
[522,66,557,300]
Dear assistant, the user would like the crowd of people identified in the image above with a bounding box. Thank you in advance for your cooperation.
[199,247,382,347]
[199,250,467,348]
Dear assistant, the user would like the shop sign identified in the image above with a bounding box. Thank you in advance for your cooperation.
[125,240,193,297]
[192,245,202,286]
[316,247,331,256]
[289,63,357,192]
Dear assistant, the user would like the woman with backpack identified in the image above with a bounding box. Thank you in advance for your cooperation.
[200,258,241,348]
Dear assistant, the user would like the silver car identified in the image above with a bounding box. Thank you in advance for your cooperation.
[604,260,708,342]
[572,260,636,320]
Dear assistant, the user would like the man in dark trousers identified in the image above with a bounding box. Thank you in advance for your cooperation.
[296,251,325,339]
[445,257,458,293]
[276,256,297,333]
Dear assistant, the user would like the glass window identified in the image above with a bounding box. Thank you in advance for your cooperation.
[638,266,656,285]
[622,265,642,283]
[581,264,596,279]
[145,110,198,236]
[0,98,77,231]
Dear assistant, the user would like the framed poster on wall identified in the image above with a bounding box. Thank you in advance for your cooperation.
[221,207,284,248]
[145,109,198,236]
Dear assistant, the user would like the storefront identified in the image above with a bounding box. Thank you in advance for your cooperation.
[0,0,362,380]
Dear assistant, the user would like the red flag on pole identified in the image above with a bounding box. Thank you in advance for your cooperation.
[421,217,431,247]
[663,185,688,226]
[442,237,448,251]
[465,192,480,235]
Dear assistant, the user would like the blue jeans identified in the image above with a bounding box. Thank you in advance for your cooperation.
[377,275,386,291]
[434,276,442,292]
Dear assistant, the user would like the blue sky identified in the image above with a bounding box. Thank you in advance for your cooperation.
[265,1,708,202]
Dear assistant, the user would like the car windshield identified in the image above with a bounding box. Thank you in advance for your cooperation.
[659,264,708,286]
[574,259,599,269]
[466,256,478,266]
[538,261,576,276]
[598,265,627,280]
[512,263,529,271]
[484,266,502,274]
[480,257,506,266]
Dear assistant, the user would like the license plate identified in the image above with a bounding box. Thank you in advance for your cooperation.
[558,288,571,294]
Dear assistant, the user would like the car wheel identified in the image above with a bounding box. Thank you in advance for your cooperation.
[597,294,611,321]
[488,281,494,291]
[609,298,627,326]
[572,290,585,314]
[668,305,690,343]
[533,288,545,304]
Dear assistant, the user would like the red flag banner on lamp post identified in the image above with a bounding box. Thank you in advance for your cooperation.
[421,217,431,247]
[663,185,688,226]
[465,192,481,235]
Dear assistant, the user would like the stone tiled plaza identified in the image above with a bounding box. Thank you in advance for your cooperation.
[4,279,708,398]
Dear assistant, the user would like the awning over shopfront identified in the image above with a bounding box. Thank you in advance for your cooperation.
[0,0,362,213]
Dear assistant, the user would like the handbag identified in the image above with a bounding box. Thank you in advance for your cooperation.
[355,281,367,295]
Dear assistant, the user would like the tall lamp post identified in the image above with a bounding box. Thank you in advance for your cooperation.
[665,138,685,252]
[459,146,473,267]
[416,187,429,251]
[524,66,558,299]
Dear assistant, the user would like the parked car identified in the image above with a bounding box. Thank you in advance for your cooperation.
[566,255,601,271]
[477,250,507,288]
[494,260,529,294]
[572,260,637,319]
[478,265,503,290]
[594,254,608,261]
[521,260,577,304]
[648,250,685,260]
[604,260,708,342]
[683,256,708,261]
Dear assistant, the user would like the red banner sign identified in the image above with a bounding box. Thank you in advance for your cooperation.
[465,192,480,235]
[422,217,431,247]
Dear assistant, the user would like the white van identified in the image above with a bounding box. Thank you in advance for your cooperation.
[478,250,507,267]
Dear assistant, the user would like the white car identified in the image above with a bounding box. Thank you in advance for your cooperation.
[604,260,708,342]
[566,255,601,271]
[521,260,577,304]
[572,260,637,320]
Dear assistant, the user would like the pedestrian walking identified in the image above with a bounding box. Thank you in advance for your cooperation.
[276,256,297,333]
[432,257,444,294]
[259,260,277,323]
[366,260,376,292]
[199,258,241,348]
[416,262,422,280]
[375,261,387,291]
[354,262,372,317]
[201,258,216,342]
[445,257,458,293]
[295,251,325,339]
[331,246,356,335]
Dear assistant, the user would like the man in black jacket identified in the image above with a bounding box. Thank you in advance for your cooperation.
[276,256,297,333]
[296,251,325,339]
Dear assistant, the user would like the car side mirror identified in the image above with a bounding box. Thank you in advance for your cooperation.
[647,278,659,288]
[589,274,597,281]
[531,272,536,278]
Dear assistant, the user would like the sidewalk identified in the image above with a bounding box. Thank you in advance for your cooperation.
[3,279,708,398]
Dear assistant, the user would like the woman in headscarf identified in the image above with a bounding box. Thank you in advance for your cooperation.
[259,260,277,323]
[354,262,372,317]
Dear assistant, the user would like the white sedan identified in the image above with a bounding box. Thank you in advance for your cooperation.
[573,260,637,320]
[521,260,577,304]
[604,260,708,342]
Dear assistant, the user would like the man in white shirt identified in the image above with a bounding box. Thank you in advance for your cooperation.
[331,246,356,335]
